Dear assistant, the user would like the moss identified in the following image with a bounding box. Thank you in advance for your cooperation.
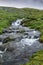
[40,35,43,43]
[23,50,43,65]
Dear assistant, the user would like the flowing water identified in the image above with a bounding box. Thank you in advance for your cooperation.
[0,18,43,65]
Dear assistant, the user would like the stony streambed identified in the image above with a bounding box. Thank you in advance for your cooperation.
[0,18,43,65]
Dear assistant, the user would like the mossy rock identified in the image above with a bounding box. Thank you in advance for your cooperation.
[40,35,43,43]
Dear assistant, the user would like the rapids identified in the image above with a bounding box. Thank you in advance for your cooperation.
[0,18,43,65]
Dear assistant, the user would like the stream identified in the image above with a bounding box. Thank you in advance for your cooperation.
[0,18,43,65]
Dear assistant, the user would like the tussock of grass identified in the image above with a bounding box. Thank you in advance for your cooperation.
[23,51,43,65]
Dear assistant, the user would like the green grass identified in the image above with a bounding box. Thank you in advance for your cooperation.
[23,50,43,65]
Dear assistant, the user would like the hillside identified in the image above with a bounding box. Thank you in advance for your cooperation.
[0,7,43,42]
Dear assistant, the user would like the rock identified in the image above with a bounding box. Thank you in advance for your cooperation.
[3,37,10,43]
[0,46,5,51]
[3,29,15,33]
[9,33,23,39]
[0,34,9,42]
[7,47,14,52]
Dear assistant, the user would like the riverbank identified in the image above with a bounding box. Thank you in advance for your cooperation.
[22,50,43,65]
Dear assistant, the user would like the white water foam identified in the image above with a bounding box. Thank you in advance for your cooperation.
[21,38,39,46]
[0,42,2,45]
[12,18,24,26]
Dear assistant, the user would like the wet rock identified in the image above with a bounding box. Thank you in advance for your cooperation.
[7,47,15,52]
[9,33,23,39]
[0,46,5,51]
[3,29,15,33]
[3,37,10,43]
[24,32,28,35]
[0,34,9,43]
[34,36,39,39]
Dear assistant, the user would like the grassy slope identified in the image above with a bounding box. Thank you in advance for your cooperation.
[23,50,43,65]
[0,7,25,33]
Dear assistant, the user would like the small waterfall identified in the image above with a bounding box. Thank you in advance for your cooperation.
[31,36,34,39]
[12,18,24,26]
[14,19,22,26]
[0,51,4,54]
[0,48,7,58]
[21,38,39,46]
[33,30,36,33]
[4,48,7,53]
[11,19,40,46]
[0,42,2,45]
